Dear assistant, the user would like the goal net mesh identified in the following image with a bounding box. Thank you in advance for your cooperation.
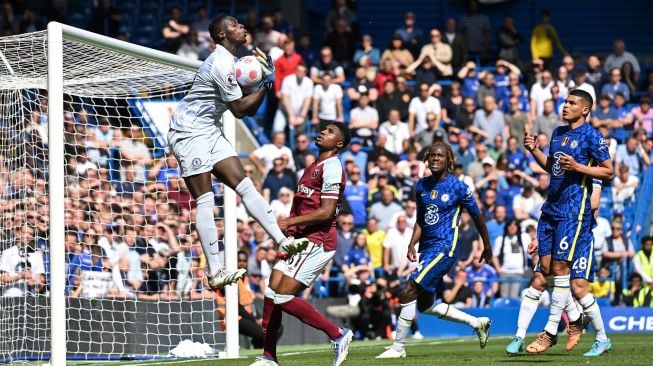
[0,30,225,363]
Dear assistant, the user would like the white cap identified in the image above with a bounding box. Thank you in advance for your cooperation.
[481,156,496,167]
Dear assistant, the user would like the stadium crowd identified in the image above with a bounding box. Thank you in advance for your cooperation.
[2,0,653,342]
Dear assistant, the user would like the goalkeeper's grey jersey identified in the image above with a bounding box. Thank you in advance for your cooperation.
[170,44,243,133]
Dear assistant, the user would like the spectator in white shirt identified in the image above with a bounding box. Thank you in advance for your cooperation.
[491,219,531,299]
[349,93,379,145]
[377,109,411,156]
[512,180,544,220]
[249,132,296,174]
[529,70,553,120]
[382,213,414,274]
[408,82,442,137]
[312,72,343,124]
[273,64,314,134]
[0,227,45,297]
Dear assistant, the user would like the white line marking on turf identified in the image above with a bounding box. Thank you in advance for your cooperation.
[280,338,469,356]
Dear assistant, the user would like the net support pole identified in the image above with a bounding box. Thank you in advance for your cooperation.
[47,21,67,366]
[222,111,239,359]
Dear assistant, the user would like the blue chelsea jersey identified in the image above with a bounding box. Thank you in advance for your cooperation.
[416,175,481,256]
[543,123,610,221]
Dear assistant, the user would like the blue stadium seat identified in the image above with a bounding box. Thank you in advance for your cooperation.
[492,297,521,308]
[596,298,612,308]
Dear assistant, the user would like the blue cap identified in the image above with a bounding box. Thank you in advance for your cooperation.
[350,137,362,145]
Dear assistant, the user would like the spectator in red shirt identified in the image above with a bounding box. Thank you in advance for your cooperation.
[274,39,303,97]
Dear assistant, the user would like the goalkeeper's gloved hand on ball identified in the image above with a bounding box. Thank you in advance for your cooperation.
[254,47,275,90]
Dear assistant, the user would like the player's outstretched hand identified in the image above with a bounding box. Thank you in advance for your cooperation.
[407,245,417,262]
[479,247,493,264]
[253,47,275,79]
[524,132,537,152]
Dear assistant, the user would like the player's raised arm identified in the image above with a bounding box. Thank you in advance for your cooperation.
[524,124,551,172]
[227,86,268,118]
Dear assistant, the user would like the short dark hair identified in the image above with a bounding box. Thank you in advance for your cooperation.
[642,236,653,245]
[569,88,593,116]
[209,14,235,43]
[322,121,351,150]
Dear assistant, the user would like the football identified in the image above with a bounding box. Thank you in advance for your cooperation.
[234,55,262,89]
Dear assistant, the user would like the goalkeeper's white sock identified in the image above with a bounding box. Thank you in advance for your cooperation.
[516,286,542,339]
[391,301,416,352]
[579,293,609,342]
[423,302,479,329]
[195,192,222,275]
[235,177,286,244]
[543,275,570,335]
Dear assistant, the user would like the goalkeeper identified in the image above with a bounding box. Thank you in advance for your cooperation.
[168,15,308,289]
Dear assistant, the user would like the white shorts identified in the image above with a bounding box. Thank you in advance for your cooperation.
[167,125,237,177]
[273,242,335,287]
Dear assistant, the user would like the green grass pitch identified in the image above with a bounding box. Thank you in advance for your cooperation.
[61,332,650,366]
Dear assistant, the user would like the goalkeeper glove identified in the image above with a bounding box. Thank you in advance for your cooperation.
[254,47,275,90]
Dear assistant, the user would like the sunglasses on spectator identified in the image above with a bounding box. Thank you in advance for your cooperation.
[341,221,354,225]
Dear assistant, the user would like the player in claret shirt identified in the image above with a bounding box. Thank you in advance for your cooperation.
[253,122,353,366]
[377,141,494,359]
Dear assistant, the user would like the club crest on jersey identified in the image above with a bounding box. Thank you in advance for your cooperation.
[441,193,449,202]
[311,169,321,180]
[431,190,438,200]
[570,140,578,149]
[192,158,202,168]
[561,136,569,146]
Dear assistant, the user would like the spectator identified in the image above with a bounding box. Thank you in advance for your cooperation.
[440,82,464,129]
[191,5,211,49]
[0,227,46,297]
[311,72,344,124]
[622,273,645,307]
[554,66,575,99]
[253,15,282,54]
[443,269,473,308]
[615,134,650,177]
[633,236,653,286]
[118,125,152,184]
[601,220,635,270]
[470,95,505,142]
[632,97,653,137]
[406,29,453,78]
[457,212,481,269]
[496,15,523,67]
[292,134,315,171]
[621,62,638,99]
[380,34,414,76]
[161,6,190,53]
[346,66,379,107]
[324,19,356,70]
[343,164,368,228]
[604,39,641,81]
[476,71,496,107]
[310,47,346,84]
[471,280,491,308]
[459,0,491,63]
[368,187,404,232]
[296,34,318,68]
[394,11,423,59]
[340,137,368,180]
[348,93,379,145]
[414,113,444,152]
[325,0,357,34]
[408,83,442,137]
[382,213,413,275]
[512,180,543,221]
[354,34,381,69]
[591,94,618,129]
[412,57,438,88]
[529,70,553,121]
[274,63,313,134]
[601,67,630,102]
[262,157,297,203]
[249,132,296,174]
[588,266,616,303]
[274,39,304,97]
[465,251,498,297]
[333,214,356,270]
[584,54,605,97]
[486,204,507,244]
[176,29,203,60]
[491,219,531,299]
[442,18,467,69]
[530,10,567,69]
[377,109,410,157]
[504,97,530,146]
[361,218,386,274]
[376,80,406,122]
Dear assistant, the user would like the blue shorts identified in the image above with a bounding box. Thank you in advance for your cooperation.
[535,213,595,282]
[410,251,457,293]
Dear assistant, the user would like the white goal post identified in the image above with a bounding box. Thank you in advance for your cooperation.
[0,22,240,365]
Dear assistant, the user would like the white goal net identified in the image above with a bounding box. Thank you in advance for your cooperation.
[0,25,235,364]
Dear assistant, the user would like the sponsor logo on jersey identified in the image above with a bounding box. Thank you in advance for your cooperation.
[561,136,569,146]
[298,184,315,197]
[431,190,438,200]
[441,193,449,202]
